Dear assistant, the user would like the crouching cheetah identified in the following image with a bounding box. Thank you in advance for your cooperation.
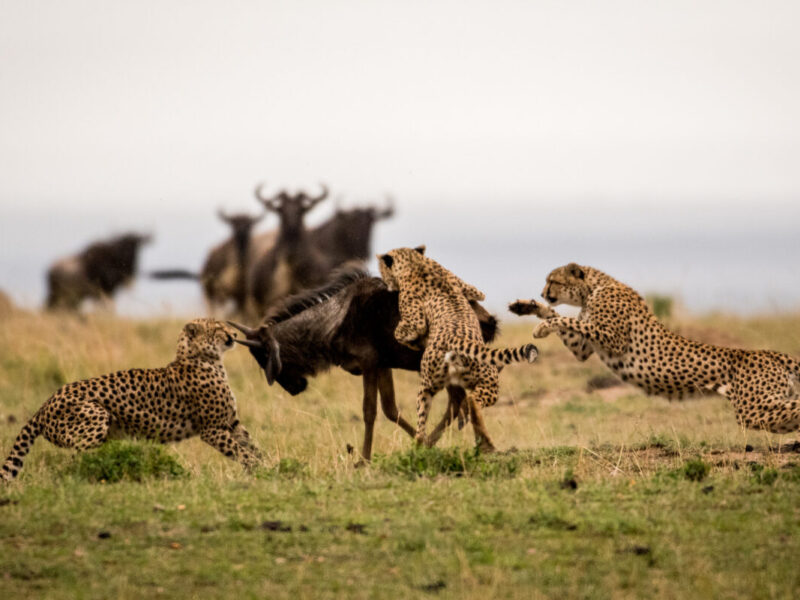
[378,246,537,450]
[509,263,800,434]
[2,319,262,481]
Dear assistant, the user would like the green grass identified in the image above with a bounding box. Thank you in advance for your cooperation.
[2,309,800,598]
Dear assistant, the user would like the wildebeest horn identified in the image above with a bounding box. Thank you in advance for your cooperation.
[217,208,232,223]
[254,183,282,211]
[303,183,329,208]
[234,338,262,349]
[227,320,258,338]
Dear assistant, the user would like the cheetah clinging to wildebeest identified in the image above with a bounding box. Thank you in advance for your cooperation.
[1,319,262,482]
[378,246,538,451]
[509,263,800,434]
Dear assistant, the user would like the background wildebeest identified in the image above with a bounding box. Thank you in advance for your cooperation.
[248,183,334,314]
[310,199,394,267]
[46,232,151,311]
[151,183,395,317]
[229,267,499,461]
[151,210,268,315]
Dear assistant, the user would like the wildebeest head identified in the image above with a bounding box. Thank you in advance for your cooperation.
[217,209,265,255]
[254,183,328,236]
[228,320,309,395]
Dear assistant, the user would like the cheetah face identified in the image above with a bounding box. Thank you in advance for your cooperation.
[178,318,238,360]
[542,263,589,307]
[377,246,426,291]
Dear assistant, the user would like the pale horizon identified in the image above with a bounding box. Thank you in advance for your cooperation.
[1,2,799,315]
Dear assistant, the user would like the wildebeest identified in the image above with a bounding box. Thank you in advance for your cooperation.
[46,233,151,311]
[202,210,266,314]
[248,183,334,314]
[229,267,499,461]
[310,199,394,267]
[151,209,273,316]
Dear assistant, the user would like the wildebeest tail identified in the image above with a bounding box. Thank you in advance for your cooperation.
[1,412,42,482]
[148,269,200,280]
[444,341,538,367]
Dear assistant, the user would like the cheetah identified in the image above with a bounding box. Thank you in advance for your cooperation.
[378,246,538,450]
[2,319,262,481]
[509,263,800,434]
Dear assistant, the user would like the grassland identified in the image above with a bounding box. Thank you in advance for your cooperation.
[1,306,800,599]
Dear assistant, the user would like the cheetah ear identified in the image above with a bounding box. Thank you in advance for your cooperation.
[567,263,585,280]
[413,245,426,255]
[184,322,202,338]
[379,254,393,268]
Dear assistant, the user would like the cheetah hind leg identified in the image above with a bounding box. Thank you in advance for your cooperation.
[426,387,467,448]
[56,402,111,452]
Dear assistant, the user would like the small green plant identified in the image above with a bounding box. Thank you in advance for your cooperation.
[682,458,710,482]
[65,441,186,483]
[375,446,519,479]
[749,463,779,485]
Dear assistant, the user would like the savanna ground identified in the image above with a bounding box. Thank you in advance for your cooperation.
[1,302,800,599]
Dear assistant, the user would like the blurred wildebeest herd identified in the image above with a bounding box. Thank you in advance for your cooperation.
[45,182,394,319]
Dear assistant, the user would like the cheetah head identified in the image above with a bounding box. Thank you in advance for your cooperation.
[377,245,426,291]
[542,263,590,307]
[176,318,237,361]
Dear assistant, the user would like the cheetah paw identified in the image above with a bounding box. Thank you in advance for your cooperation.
[509,299,555,319]
[532,322,552,339]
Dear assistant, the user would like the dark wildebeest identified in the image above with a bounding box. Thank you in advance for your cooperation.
[46,233,151,311]
[229,267,500,461]
[310,199,394,267]
[202,210,266,314]
[151,209,272,316]
[249,183,334,314]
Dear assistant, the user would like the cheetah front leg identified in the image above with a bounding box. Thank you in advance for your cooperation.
[200,427,262,470]
[509,300,595,361]
[729,387,800,435]
[231,422,263,460]
[532,316,627,356]
[395,294,428,349]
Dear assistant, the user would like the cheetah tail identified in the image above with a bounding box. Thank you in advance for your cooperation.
[1,414,42,482]
[444,341,538,367]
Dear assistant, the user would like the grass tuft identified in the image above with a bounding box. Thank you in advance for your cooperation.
[64,440,186,483]
[682,458,711,482]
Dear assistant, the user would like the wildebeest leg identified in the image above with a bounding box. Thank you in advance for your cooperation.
[360,369,379,461]
[376,368,415,438]
[426,387,466,447]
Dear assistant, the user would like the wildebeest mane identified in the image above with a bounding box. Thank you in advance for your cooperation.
[262,266,372,326]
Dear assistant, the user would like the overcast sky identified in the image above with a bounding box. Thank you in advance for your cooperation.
[2,0,799,214]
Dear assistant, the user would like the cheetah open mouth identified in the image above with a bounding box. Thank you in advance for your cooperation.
[544,295,558,304]
[225,334,235,347]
